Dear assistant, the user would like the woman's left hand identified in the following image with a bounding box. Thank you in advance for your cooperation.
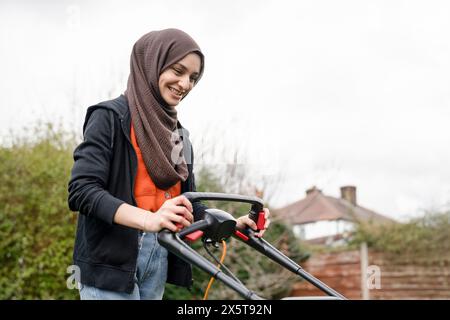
[236,208,271,238]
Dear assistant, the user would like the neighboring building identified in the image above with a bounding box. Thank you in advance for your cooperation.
[274,186,395,246]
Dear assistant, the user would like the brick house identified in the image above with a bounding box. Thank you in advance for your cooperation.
[274,186,394,246]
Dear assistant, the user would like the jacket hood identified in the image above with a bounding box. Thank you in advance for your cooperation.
[83,95,129,132]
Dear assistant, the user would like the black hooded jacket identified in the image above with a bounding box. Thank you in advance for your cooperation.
[68,94,206,293]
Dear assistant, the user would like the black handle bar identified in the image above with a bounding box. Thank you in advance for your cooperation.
[182,192,264,209]
[182,192,266,231]
[157,192,347,300]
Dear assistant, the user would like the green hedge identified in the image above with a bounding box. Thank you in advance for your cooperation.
[0,124,78,299]
[350,210,450,256]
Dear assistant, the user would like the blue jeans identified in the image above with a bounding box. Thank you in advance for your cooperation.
[79,232,168,300]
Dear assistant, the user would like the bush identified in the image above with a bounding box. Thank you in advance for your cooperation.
[0,123,78,299]
[349,210,450,257]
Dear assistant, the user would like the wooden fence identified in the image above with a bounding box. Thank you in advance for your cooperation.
[290,244,450,300]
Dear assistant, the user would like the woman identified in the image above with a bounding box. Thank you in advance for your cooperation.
[68,28,270,300]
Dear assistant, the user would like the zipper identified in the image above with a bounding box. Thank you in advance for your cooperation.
[119,116,141,281]
[120,117,138,205]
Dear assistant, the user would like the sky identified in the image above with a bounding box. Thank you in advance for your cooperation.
[1,0,450,221]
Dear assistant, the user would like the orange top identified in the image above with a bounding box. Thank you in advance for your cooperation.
[130,125,181,212]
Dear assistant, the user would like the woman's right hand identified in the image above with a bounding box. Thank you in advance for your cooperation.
[142,195,194,233]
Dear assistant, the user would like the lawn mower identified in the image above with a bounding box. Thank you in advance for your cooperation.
[157,192,346,300]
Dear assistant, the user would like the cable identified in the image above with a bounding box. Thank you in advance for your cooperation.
[203,240,227,300]
[203,240,243,285]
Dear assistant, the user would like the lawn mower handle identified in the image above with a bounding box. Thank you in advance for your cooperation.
[182,192,266,231]
[157,192,347,300]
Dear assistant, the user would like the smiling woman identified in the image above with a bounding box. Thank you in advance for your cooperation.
[67,28,271,301]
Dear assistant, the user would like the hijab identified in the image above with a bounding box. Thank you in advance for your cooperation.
[125,28,204,190]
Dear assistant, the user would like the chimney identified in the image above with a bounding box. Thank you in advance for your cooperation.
[306,186,322,196]
[340,186,357,206]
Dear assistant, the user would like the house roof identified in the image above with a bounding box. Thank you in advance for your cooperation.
[274,187,395,225]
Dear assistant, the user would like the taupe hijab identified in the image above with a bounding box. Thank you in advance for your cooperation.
[125,29,204,190]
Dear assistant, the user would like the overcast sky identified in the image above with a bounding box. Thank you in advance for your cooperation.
[1,0,450,221]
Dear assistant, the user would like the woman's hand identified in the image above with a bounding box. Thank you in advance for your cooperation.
[236,208,271,237]
[143,195,194,233]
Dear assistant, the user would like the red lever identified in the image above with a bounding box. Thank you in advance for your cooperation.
[257,211,266,230]
[185,230,204,242]
[234,230,249,241]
